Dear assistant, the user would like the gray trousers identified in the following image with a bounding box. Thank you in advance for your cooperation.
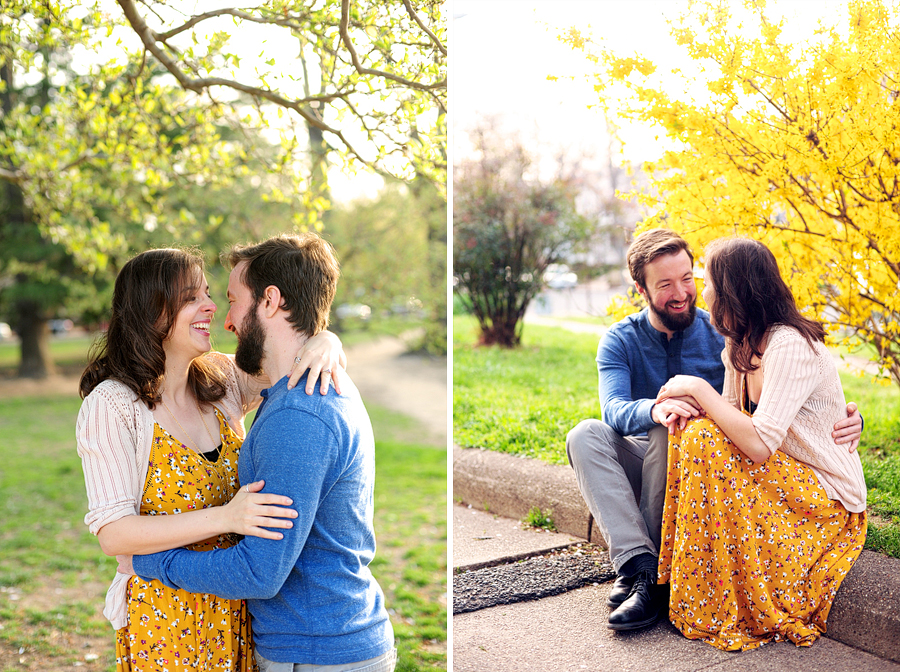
[566,419,668,574]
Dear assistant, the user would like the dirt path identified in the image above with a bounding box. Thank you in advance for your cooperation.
[343,335,447,447]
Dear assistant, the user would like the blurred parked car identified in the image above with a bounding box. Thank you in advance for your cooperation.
[390,297,426,318]
[543,264,578,290]
[335,304,372,321]
[50,319,74,335]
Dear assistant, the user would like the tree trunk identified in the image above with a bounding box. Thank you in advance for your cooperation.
[15,298,54,378]
[307,122,332,228]
[413,176,447,355]
[478,319,521,348]
[1,55,57,379]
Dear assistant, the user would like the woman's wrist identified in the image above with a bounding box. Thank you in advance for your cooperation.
[209,503,231,535]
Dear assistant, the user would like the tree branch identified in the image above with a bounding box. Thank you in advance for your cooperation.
[116,0,383,170]
[0,166,24,184]
[402,0,446,56]
[339,0,445,92]
[155,8,303,41]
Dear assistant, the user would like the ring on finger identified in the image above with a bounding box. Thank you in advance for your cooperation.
[294,356,303,364]
[323,369,332,375]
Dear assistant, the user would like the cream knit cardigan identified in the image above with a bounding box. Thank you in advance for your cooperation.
[75,351,267,629]
[721,325,867,513]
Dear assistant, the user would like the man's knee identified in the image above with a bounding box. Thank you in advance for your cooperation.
[566,418,618,468]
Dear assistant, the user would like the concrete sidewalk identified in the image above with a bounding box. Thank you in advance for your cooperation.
[452,446,900,671]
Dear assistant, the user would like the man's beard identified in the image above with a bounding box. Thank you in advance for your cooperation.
[234,307,266,376]
[648,292,697,333]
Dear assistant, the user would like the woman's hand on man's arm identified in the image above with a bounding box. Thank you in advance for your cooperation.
[96,480,296,557]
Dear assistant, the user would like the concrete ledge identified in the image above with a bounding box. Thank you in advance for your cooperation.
[827,549,900,663]
[453,446,602,542]
[453,445,900,664]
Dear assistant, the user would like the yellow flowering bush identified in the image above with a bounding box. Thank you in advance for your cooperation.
[564,0,900,386]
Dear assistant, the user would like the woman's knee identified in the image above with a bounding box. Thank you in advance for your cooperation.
[673,417,721,457]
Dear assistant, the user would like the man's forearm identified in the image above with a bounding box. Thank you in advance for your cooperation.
[133,542,287,600]
[601,397,657,436]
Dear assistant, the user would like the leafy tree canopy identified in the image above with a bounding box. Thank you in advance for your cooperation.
[0,0,445,376]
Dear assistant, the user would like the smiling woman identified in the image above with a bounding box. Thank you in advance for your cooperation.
[656,237,868,651]
[74,246,345,672]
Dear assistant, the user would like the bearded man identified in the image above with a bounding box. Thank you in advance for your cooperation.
[566,228,863,632]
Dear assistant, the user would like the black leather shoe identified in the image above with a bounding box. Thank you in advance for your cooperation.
[607,571,668,631]
[606,574,635,609]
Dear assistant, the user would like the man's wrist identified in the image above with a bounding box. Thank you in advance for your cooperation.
[131,553,149,579]
[649,400,663,425]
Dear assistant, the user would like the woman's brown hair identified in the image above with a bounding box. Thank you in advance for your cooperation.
[704,237,825,373]
[79,248,227,407]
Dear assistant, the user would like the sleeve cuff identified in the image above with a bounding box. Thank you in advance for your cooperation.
[88,506,136,536]
[132,552,159,581]
[637,398,658,433]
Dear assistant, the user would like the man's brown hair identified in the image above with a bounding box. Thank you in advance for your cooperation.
[228,233,340,336]
[626,228,694,290]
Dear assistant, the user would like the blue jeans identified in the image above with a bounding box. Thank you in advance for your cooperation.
[254,648,397,672]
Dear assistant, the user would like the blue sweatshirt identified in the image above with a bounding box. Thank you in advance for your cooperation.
[597,308,726,436]
[133,374,393,665]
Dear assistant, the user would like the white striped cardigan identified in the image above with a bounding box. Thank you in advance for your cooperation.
[721,324,867,513]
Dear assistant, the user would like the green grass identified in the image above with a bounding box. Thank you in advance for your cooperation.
[454,315,900,558]
[453,315,599,463]
[0,335,95,376]
[0,395,116,669]
[522,506,556,532]
[0,392,446,670]
[372,442,447,670]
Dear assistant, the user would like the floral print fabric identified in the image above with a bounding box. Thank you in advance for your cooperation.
[658,416,867,651]
[115,408,256,671]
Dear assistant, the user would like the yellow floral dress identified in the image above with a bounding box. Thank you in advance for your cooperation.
[658,389,867,651]
[116,408,257,671]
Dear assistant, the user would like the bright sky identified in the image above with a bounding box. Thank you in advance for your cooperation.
[452,0,848,165]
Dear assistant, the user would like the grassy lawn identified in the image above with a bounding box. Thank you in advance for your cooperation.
[0,370,445,670]
[0,335,94,376]
[454,315,900,558]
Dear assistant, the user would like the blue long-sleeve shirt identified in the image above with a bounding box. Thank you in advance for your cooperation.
[133,374,393,666]
[597,308,726,436]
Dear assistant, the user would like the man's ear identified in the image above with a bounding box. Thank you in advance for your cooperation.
[634,282,647,300]
[261,285,282,318]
